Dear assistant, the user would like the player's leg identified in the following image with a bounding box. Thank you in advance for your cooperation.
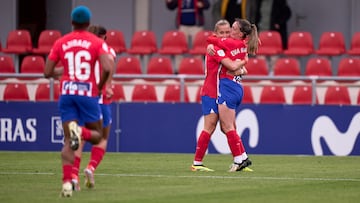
[85,104,111,188]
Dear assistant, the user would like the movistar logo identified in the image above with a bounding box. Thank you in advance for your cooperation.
[311,112,360,156]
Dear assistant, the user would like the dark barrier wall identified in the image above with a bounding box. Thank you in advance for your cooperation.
[0,102,360,156]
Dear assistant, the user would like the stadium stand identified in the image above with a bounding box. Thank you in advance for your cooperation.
[2,29,33,54]
[257,31,283,56]
[114,56,142,81]
[146,56,173,81]
[0,55,16,74]
[305,57,333,77]
[163,84,190,103]
[105,29,127,54]
[283,31,314,56]
[347,32,360,56]
[324,85,351,105]
[32,29,61,55]
[131,84,158,102]
[35,83,60,101]
[259,85,286,104]
[316,31,346,56]
[127,30,157,55]
[3,83,30,101]
[292,85,318,105]
[188,30,213,55]
[158,30,188,55]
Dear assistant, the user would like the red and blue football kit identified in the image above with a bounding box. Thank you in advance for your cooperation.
[48,30,110,123]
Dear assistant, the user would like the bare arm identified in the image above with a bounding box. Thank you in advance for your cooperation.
[98,53,115,94]
[220,58,247,72]
[44,59,57,78]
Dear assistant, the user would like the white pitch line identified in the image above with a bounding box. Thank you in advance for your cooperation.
[1,172,359,182]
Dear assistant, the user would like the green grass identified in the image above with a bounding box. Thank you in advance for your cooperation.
[0,152,359,203]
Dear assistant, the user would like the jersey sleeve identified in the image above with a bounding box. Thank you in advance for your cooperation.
[48,40,61,62]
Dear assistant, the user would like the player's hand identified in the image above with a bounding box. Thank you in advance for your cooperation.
[105,86,113,99]
[207,44,215,56]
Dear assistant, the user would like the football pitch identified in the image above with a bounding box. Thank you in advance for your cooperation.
[0,152,359,203]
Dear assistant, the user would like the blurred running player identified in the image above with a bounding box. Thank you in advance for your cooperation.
[44,6,114,197]
[71,25,116,191]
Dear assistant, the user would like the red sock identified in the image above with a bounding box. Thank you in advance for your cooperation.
[71,156,81,177]
[88,146,105,170]
[62,164,72,183]
[81,127,92,141]
[194,131,211,162]
[226,130,241,157]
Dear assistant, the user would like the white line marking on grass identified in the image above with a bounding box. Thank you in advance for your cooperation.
[1,172,359,182]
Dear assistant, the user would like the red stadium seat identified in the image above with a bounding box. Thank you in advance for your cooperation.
[0,55,16,74]
[178,57,204,81]
[292,85,318,105]
[146,56,173,81]
[2,30,33,54]
[259,85,286,104]
[19,55,46,80]
[257,31,283,56]
[337,57,360,77]
[131,84,158,102]
[324,86,351,105]
[111,83,126,102]
[273,57,301,82]
[105,29,126,54]
[347,32,360,56]
[246,57,269,80]
[127,30,157,55]
[284,31,314,56]
[316,32,346,56]
[3,83,30,101]
[158,30,188,55]
[114,56,142,81]
[35,83,60,101]
[305,57,332,77]
[32,30,61,55]
[242,85,254,104]
[163,84,190,103]
[357,89,360,105]
[188,30,213,55]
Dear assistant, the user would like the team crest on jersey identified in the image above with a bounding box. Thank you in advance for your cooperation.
[217,49,225,57]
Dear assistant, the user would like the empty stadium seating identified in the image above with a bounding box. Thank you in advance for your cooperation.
[284,31,314,56]
[259,85,286,104]
[0,55,16,74]
[3,83,30,101]
[2,30,33,54]
[188,30,213,55]
[131,84,158,102]
[35,83,60,101]
[32,30,61,55]
[316,32,346,56]
[163,84,190,103]
[106,29,127,54]
[347,32,360,56]
[257,31,283,56]
[146,56,173,81]
[114,56,142,81]
[305,57,332,77]
[324,86,351,105]
[292,85,318,105]
[158,30,188,55]
[127,30,157,55]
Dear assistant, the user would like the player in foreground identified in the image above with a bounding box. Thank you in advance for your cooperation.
[208,18,259,172]
[71,25,116,191]
[44,6,114,197]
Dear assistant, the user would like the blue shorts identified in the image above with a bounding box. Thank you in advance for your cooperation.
[217,78,244,110]
[100,104,112,127]
[201,95,218,115]
[59,95,101,123]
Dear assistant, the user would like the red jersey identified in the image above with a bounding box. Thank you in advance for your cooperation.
[97,47,116,104]
[48,30,109,97]
[208,36,247,81]
[202,45,227,98]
